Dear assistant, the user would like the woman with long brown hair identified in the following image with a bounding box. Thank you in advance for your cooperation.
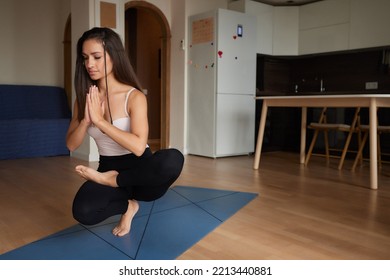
[66,27,184,237]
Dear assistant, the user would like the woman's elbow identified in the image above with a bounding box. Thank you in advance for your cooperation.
[133,145,147,157]
[66,143,77,152]
[66,138,80,152]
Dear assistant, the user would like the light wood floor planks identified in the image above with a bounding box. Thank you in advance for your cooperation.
[1,152,389,259]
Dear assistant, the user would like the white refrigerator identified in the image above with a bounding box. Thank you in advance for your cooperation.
[187,9,256,158]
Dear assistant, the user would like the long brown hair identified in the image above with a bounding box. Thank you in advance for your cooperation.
[74,27,143,121]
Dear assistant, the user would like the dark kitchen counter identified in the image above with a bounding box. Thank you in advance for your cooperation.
[257,90,390,96]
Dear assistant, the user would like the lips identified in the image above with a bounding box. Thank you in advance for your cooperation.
[88,71,98,76]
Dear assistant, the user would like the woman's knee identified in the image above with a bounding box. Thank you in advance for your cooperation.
[72,197,95,225]
[72,183,98,225]
[160,148,184,176]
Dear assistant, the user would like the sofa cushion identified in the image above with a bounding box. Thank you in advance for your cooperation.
[0,119,70,160]
[0,84,71,119]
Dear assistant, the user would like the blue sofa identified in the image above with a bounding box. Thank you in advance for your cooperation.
[0,84,71,160]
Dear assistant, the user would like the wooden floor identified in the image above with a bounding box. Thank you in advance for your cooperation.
[1,152,389,259]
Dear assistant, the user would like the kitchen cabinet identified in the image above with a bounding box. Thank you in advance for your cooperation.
[349,0,390,49]
[231,0,390,56]
[299,0,390,54]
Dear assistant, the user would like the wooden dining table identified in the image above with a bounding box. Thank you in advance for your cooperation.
[253,94,390,189]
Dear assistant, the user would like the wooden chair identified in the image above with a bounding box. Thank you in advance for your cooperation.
[352,117,390,171]
[305,107,361,170]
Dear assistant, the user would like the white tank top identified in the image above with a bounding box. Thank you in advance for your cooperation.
[88,88,134,156]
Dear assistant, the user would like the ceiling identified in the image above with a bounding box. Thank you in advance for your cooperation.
[250,0,324,6]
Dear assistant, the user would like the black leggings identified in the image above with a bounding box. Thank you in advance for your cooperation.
[72,148,184,225]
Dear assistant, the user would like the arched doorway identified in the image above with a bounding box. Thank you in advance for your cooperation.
[125,1,171,151]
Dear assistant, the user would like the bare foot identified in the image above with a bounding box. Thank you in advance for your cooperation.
[112,200,139,237]
[75,165,119,187]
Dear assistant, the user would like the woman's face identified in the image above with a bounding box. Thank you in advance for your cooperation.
[82,38,113,81]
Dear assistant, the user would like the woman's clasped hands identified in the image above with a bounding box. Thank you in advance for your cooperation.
[85,85,105,126]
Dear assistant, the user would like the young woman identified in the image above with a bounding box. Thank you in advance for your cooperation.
[66,27,184,237]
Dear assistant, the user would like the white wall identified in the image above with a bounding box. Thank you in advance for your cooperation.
[185,0,228,16]
[182,0,229,154]
[299,0,350,54]
[349,0,390,49]
[3,0,389,159]
[273,6,299,55]
[69,0,99,161]
[230,0,390,56]
[0,0,16,83]
[68,0,206,159]
[299,0,390,54]
[145,0,171,25]
[0,0,70,86]
[169,0,186,152]
[229,0,299,55]
[245,1,274,55]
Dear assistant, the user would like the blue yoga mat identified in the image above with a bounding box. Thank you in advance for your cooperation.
[1,186,257,260]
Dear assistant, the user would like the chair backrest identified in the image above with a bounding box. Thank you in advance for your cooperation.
[310,107,360,131]
[350,107,361,131]
[357,108,390,129]
[317,107,328,124]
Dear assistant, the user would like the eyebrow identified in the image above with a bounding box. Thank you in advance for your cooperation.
[82,51,103,56]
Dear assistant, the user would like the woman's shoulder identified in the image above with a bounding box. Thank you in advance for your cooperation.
[125,86,146,109]
[117,84,142,96]
[114,85,142,100]
[123,85,144,97]
[128,88,146,103]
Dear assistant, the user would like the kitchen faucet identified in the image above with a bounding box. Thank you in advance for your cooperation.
[320,78,325,92]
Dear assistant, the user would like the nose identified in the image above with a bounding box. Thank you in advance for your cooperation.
[85,60,93,69]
